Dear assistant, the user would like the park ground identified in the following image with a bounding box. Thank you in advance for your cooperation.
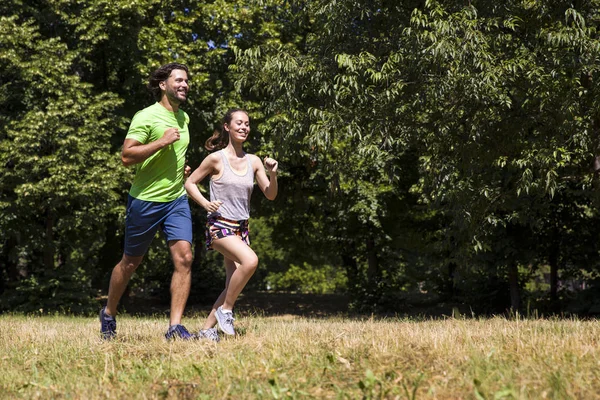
[1,293,600,399]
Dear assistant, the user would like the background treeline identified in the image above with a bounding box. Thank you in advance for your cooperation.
[2,0,600,315]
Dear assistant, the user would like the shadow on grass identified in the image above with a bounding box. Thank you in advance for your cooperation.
[108,291,480,320]
[113,292,350,319]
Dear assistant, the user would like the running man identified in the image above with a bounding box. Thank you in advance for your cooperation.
[100,63,195,340]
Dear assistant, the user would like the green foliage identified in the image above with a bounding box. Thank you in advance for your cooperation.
[230,0,600,312]
[4,264,97,314]
[266,263,347,294]
[3,0,600,314]
[0,10,128,311]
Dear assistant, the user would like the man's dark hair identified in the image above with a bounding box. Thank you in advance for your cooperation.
[147,63,190,101]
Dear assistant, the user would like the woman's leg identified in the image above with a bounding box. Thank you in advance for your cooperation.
[210,235,258,310]
[201,258,237,330]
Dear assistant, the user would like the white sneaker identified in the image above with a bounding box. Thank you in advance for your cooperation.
[215,306,235,335]
[198,327,220,342]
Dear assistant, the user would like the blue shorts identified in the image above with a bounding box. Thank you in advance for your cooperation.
[124,194,192,257]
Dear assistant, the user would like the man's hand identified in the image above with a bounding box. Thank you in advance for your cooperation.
[161,127,180,146]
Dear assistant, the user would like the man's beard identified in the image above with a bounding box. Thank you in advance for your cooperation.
[167,88,186,104]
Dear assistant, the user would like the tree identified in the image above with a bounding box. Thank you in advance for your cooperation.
[407,0,600,311]
[0,13,128,311]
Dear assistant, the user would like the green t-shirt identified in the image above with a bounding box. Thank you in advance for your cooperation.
[125,102,190,202]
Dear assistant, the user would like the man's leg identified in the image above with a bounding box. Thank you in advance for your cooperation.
[167,239,193,326]
[100,254,144,339]
[105,254,144,316]
[161,195,194,339]
[106,195,157,316]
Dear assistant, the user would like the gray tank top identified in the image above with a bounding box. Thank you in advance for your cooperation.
[208,149,254,220]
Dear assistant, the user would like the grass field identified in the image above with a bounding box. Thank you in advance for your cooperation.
[1,311,599,399]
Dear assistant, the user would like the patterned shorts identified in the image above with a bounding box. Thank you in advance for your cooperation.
[205,216,250,250]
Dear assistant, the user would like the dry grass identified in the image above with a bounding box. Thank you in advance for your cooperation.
[1,313,599,399]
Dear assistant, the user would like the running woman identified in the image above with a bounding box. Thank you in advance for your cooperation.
[185,108,278,340]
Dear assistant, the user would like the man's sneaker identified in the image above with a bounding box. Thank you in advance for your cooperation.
[165,324,194,340]
[99,307,116,340]
[215,306,235,335]
[198,328,220,342]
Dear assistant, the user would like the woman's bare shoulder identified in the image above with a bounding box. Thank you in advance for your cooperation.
[204,151,222,164]
[247,153,261,163]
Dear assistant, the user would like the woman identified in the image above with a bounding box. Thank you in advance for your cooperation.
[185,108,278,341]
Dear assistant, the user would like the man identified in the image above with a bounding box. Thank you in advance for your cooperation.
[100,63,194,340]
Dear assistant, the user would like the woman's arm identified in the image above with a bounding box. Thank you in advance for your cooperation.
[253,155,278,200]
[184,154,223,213]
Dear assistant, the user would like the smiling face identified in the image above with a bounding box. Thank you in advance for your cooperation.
[160,69,189,105]
[224,111,250,143]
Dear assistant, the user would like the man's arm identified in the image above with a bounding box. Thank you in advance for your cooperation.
[121,127,181,167]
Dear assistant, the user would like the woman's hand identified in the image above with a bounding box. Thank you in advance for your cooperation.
[204,200,223,213]
[264,157,278,173]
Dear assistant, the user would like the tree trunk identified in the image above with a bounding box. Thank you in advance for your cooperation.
[341,251,358,288]
[2,237,19,282]
[549,244,559,303]
[44,211,55,270]
[508,262,520,312]
[549,229,560,303]
[448,262,457,298]
[0,240,8,295]
[366,235,378,288]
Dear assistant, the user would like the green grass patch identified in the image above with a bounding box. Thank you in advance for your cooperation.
[1,314,599,398]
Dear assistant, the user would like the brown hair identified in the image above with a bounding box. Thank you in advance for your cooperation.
[204,108,248,151]
[147,63,190,101]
